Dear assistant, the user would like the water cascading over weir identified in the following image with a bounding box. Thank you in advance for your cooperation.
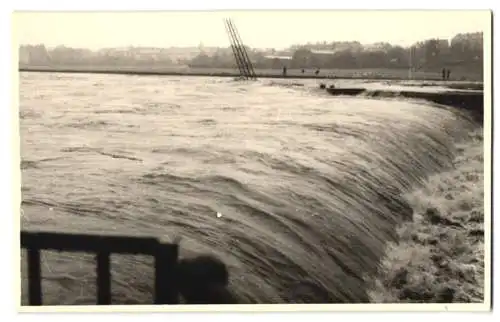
[224,18,258,80]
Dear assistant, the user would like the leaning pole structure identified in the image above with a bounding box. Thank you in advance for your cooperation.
[224,18,257,80]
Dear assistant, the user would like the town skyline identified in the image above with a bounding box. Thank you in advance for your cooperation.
[18,30,483,77]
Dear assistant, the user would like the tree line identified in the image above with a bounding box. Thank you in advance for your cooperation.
[19,32,482,73]
[188,32,483,72]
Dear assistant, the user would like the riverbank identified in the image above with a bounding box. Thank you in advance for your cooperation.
[368,128,486,303]
[19,65,483,82]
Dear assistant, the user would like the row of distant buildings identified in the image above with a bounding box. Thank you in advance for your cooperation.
[19,44,215,66]
[18,43,290,66]
[19,32,482,68]
[262,32,483,62]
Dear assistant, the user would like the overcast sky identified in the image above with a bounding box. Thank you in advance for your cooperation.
[14,10,489,50]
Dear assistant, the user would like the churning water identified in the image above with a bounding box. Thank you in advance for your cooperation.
[19,72,477,305]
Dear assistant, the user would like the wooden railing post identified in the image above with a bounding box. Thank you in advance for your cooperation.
[96,252,111,305]
[26,248,42,305]
[154,243,179,304]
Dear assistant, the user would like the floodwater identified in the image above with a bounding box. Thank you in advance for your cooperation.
[19,72,478,304]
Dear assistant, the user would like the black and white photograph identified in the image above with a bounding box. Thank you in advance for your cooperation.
[13,8,491,310]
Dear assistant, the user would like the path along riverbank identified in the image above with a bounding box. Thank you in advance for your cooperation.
[19,65,483,83]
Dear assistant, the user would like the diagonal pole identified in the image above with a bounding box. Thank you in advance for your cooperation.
[225,18,252,79]
[227,18,257,79]
[224,19,246,78]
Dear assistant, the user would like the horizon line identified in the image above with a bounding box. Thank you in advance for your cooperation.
[17,29,484,51]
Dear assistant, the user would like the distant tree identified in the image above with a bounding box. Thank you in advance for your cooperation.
[423,39,441,67]
[22,44,51,65]
[387,45,407,67]
[329,50,358,68]
[291,48,312,68]
[357,50,387,68]
[188,53,212,68]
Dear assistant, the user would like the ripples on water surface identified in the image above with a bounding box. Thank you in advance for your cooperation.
[20,72,476,304]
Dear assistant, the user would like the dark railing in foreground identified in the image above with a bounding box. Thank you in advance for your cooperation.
[20,231,179,305]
